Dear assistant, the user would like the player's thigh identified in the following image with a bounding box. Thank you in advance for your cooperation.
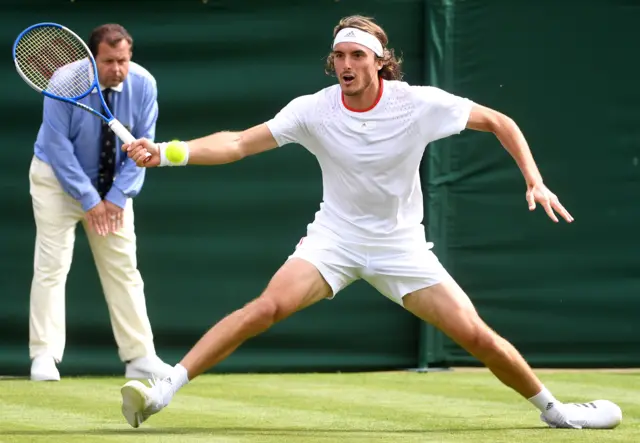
[402,278,490,349]
[259,257,333,320]
[258,230,362,320]
[288,229,362,299]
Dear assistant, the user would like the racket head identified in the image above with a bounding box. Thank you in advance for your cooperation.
[13,22,100,103]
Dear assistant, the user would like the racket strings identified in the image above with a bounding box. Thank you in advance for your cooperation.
[15,26,94,98]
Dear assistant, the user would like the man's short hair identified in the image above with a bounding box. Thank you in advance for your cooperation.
[88,24,133,57]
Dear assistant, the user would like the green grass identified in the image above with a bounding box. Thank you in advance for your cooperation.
[1,369,638,442]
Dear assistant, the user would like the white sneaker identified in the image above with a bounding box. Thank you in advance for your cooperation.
[125,355,173,379]
[541,400,623,429]
[30,355,60,381]
[120,377,170,428]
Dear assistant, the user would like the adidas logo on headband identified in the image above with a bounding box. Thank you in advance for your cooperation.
[332,27,383,57]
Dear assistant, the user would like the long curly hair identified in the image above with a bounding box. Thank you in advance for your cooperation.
[325,15,403,81]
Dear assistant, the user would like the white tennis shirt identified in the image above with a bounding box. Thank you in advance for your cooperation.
[266,79,473,243]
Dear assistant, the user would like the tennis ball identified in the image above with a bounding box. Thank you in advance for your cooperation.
[165,140,187,164]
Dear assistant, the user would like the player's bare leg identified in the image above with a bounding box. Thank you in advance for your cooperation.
[404,278,542,396]
[403,278,622,429]
[179,258,331,378]
[120,258,332,427]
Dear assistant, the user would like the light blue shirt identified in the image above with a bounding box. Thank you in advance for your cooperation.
[33,62,158,211]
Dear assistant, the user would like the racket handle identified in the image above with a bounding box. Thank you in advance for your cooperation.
[109,119,136,145]
[109,119,151,159]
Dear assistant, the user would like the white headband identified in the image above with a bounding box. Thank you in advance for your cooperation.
[332,27,383,57]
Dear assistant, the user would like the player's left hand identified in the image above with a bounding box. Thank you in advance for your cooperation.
[526,182,574,223]
[104,200,124,233]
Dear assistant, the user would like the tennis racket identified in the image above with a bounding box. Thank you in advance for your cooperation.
[12,22,136,145]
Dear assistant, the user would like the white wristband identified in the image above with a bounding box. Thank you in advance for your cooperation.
[158,141,190,167]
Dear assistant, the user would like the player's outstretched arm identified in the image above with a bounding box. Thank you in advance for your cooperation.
[122,123,278,168]
[466,104,574,223]
[187,123,279,165]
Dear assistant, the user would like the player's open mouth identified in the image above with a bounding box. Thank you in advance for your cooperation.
[342,73,355,85]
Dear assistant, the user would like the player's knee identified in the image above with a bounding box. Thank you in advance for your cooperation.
[458,318,501,359]
[240,297,280,333]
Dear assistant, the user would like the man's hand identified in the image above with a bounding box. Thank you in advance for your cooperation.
[526,182,574,223]
[85,201,110,236]
[122,138,159,167]
[104,200,124,233]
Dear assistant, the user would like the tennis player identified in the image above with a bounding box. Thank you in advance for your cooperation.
[118,15,622,430]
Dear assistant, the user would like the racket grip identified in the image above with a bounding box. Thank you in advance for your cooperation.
[109,119,136,145]
[109,119,151,159]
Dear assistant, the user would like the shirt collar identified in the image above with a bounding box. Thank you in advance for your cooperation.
[91,82,124,94]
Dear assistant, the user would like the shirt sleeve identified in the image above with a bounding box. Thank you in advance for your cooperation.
[105,77,157,208]
[265,95,314,147]
[412,86,474,143]
[40,96,102,212]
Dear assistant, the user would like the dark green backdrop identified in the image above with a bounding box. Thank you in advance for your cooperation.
[425,0,640,367]
[1,0,638,376]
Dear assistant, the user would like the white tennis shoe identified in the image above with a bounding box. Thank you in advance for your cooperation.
[125,355,173,380]
[120,376,172,428]
[30,355,60,381]
[541,400,622,429]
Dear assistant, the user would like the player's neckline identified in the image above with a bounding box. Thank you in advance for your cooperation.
[341,78,384,113]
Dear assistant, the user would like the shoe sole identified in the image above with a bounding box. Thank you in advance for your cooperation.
[121,381,147,428]
[540,413,583,429]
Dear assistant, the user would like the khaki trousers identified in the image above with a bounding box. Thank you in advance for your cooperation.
[28,156,156,362]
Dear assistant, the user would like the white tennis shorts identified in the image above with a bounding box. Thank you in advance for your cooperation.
[288,224,451,305]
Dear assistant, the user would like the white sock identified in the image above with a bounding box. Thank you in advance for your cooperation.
[528,386,561,413]
[161,363,189,405]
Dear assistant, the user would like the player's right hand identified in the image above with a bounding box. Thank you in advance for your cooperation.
[123,138,160,167]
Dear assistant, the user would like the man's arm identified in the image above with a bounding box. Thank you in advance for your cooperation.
[39,97,111,235]
[41,97,102,211]
[124,123,279,167]
[466,104,573,223]
[104,79,157,208]
[124,94,313,167]
[466,104,543,188]
[187,124,279,164]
